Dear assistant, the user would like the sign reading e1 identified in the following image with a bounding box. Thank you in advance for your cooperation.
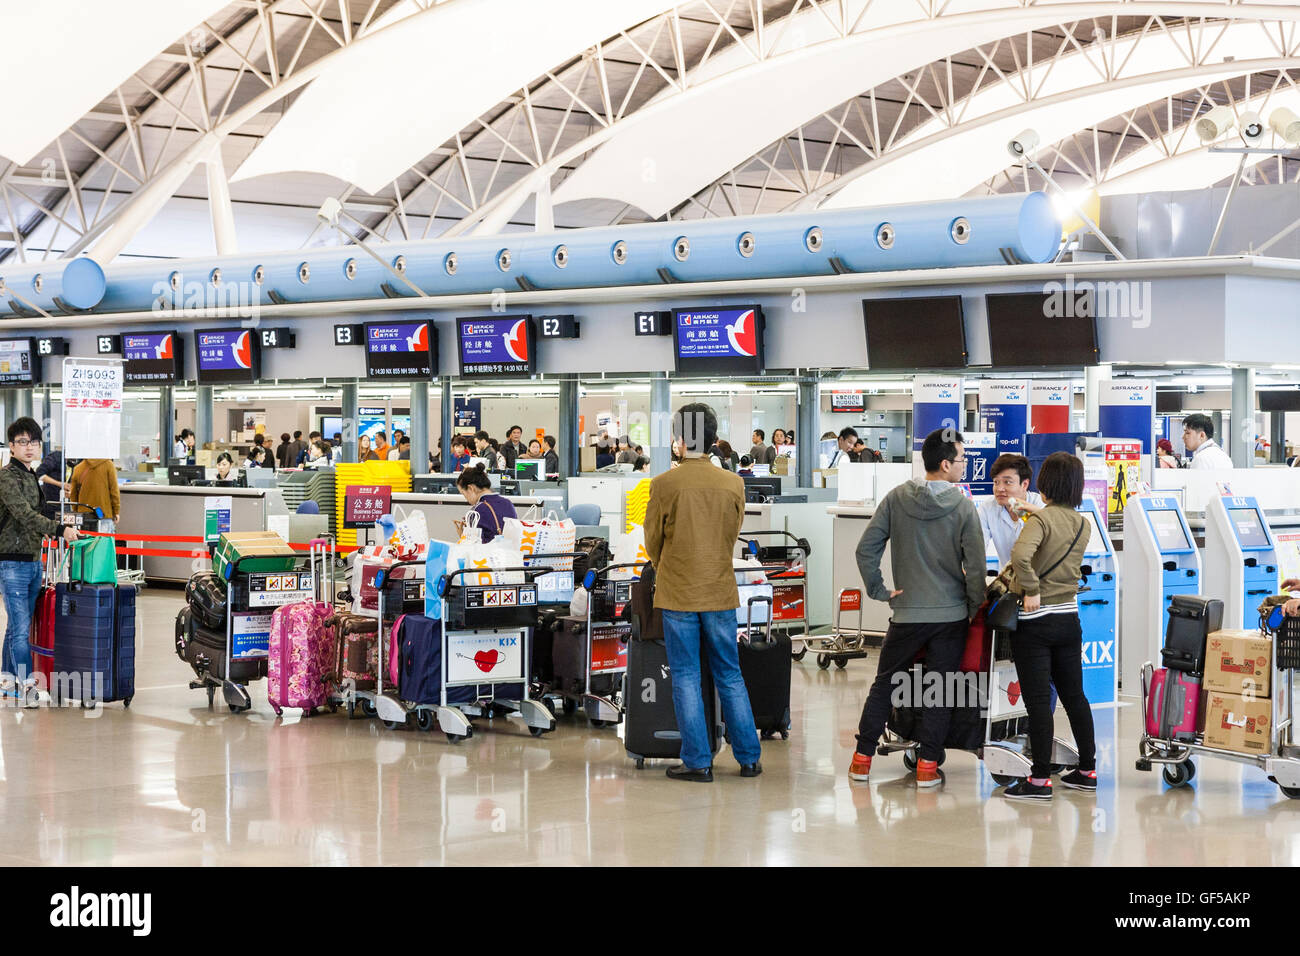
[634,310,672,336]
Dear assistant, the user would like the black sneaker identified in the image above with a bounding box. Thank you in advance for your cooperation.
[1059,769,1098,792]
[1003,778,1053,801]
[739,762,762,778]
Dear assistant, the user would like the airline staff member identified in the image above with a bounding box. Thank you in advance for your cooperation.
[978,454,1043,567]
[1182,414,1233,469]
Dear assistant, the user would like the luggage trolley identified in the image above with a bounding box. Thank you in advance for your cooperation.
[801,588,873,669]
[550,561,645,726]
[1135,607,1300,799]
[195,542,326,714]
[876,627,1081,783]
[737,531,811,661]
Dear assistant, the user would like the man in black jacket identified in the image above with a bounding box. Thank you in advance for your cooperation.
[0,418,79,693]
[501,425,527,470]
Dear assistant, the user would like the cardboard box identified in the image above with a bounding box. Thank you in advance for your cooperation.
[579,446,597,472]
[195,449,214,467]
[1203,629,1272,697]
[213,531,296,581]
[1201,691,1272,755]
[771,456,792,476]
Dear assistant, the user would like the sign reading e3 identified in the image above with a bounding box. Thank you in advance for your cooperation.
[334,323,363,346]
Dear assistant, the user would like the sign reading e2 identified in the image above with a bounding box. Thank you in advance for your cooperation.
[537,314,578,339]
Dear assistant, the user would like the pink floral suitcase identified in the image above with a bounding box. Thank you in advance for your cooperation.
[268,539,337,715]
[268,601,335,714]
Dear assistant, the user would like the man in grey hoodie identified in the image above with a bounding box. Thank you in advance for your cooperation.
[848,428,985,787]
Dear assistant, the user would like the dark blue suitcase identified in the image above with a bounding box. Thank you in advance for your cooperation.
[53,583,135,706]
[397,615,524,706]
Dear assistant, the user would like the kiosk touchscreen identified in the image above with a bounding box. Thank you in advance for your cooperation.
[1205,495,1280,630]
[1119,495,1201,697]
[1076,497,1118,705]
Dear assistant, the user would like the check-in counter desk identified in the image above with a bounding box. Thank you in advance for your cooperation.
[119,484,274,583]
[828,504,893,637]
[741,499,835,630]
[390,493,548,544]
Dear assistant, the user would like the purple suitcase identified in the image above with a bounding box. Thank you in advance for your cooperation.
[1146,667,1200,742]
[268,600,334,714]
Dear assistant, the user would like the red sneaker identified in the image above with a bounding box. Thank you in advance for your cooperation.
[848,752,873,781]
[916,759,943,788]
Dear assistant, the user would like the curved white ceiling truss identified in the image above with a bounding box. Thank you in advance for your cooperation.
[7,0,1300,265]
[820,17,1300,207]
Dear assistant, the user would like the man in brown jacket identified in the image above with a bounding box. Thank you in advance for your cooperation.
[69,458,122,533]
[643,402,761,782]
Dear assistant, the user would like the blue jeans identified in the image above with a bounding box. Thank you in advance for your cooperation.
[0,560,42,682]
[661,609,762,769]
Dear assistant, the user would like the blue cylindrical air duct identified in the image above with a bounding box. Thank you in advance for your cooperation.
[88,192,1059,314]
[0,256,107,314]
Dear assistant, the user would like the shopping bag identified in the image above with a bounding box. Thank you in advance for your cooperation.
[423,540,451,620]
[610,525,648,579]
[68,536,117,585]
[392,506,429,558]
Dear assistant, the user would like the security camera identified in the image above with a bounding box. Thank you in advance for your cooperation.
[1007,129,1041,159]
[1270,107,1300,145]
[316,197,343,226]
[1239,111,1264,146]
[1195,105,1234,144]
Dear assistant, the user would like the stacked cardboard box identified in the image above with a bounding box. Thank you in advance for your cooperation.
[1199,630,1273,755]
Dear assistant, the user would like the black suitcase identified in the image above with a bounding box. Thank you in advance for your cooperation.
[623,636,720,768]
[1162,595,1223,674]
[572,536,613,585]
[174,606,266,683]
[736,596,791,739]
[185,571,228,630]
[552,616,626,699]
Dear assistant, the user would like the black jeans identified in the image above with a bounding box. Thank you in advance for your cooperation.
[857,619,967,763]
[1010,612,1096,777]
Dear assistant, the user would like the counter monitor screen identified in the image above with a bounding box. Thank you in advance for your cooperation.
[123,331,183,384]
[862,296,966,370]
[194,328,259,385]
[985,291,1099,366]
[0,338,38,385]
[672,306,766,376]
[1082,508,1109,556]
[457,316,536,379]
[743,476,782,503]
[1148,508,1191,553]
[365,322,436,380]
[1229,507,1271,549]
[515,460,540,481]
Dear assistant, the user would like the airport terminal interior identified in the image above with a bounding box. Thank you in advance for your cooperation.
[4,0,1300,873]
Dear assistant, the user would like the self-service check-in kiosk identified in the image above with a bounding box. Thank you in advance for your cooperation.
[1120,495,1201,696]
[1076,497,1118,705]
[1205,495,1280,630]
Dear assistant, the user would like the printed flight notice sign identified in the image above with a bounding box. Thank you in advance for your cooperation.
[365,321,436,380]
[672,305,765,376]
[456,315,536,379]
[344,485,391,528]
[123,331,183,384]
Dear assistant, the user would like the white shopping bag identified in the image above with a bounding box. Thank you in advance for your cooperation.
[610,525,649,579]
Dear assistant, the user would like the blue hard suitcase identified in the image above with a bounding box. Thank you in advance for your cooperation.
[53,583,135,706]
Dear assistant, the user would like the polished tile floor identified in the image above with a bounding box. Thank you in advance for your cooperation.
[3,589,1299,866]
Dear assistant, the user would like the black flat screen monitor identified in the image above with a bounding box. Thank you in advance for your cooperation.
[515,460,540,481]
[0,338,39,386]
[862,296,967,370]
[365,321,436,380]
[122,331,183,384]
[743,476,782,503]
[194,328,260,385]
[672,306,766,376]
[985,291,1099,366]
[168,465,207,487]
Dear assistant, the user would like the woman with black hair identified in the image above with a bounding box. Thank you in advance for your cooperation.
[453,465,517,544]
[1001,451,1097,802]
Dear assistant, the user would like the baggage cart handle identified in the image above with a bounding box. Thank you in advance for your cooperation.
[437,565,550,596]
[223,552,311,580]
[836,587,864,636]
[742,595,774,644]
[739,529,812,559]
[584,561,649,591]
[374,557,427,591]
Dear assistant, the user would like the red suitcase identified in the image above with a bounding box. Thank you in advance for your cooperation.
[1145,666,1200,742]
[29,539,60,689]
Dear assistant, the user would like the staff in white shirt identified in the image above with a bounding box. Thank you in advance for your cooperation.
[977,453,1044,567]
[1182,413,1233,470]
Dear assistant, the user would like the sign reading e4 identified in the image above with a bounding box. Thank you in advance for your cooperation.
[634,310,672,336]
[259,328,295,349]
[537,314,578,339]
